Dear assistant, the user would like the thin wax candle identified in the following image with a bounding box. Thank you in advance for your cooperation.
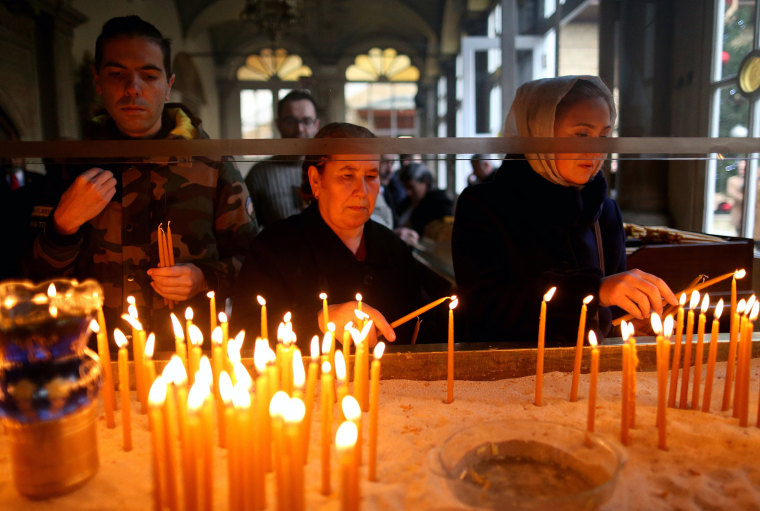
[535,286,556,407]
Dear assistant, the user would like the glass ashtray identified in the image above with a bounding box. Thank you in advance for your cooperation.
[432,420,627,511]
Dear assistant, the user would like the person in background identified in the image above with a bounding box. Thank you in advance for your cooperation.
[453,75,676,344]
[468,153,496,186]
[27,15,256,345]
[244,89,320,228]
[232,123,450,348]
[397,162,454,238]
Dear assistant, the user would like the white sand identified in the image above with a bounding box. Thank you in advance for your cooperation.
[1,362,759,510]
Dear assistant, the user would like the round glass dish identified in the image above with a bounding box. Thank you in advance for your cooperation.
[433,420,627,511]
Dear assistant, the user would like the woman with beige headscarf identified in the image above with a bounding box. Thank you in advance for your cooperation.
[452,76,676,344]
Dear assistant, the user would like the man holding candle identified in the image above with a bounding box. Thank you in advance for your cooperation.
[27,16,256,347]
[452,76,677,344]
[233,123,451,347]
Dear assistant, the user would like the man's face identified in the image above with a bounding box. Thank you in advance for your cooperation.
[276,99,319,138]
[93,35,175,138]
[379,154,395,185]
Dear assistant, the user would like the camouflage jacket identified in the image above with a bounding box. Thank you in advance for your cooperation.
[29,105,258,345]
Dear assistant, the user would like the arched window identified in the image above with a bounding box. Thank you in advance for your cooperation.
[345,48,420,137]
[238,49,312,139]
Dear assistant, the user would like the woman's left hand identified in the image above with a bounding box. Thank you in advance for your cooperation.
[319,301,397,346]
[600,269,678,319]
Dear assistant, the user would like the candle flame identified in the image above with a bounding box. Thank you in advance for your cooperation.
[321,331,333,355]
[170,313,185,341]
[47,283,56,297]
[344,321,354,333]
[187,381,207,412]
[715,299,724,320]
[31,293,48,305]
[257,295,266,306]
[735,269,747,279]
[198,357,212,387]
[751,302,759,322]
[232,382,251,409]
[335,421,358,451]
[543,286,557,302]
[127,295,135,305]
[233,362,252,389]
[319,292,327,300]
[49,304,58,318]
[144,333,155,358]
[148,376,168,407]
[355,293,362,302]
[679,292,687,307]
[588,330,597,347]
[121,313,143,331]
[449,298,459,310]
[650,313,662,335]
[114,328,128,348]
[185,307,194,321]
[227,336,242,364]
[283,397,306,424]
[689,290,700,309]
[188,324,204,347]
[335,351,346,381]
[211,326,223,346]
[620,320,631,342]
[700,293,710,314]
[89,319,100,333]
[374,342,385,360]
[218,372,233,405]
[354,309,369,321]
[322,361,331,374]
[164,355,188,386]
[292,349,305,388]
[627,322,635,340]
[327,322,335,332]
[738,299,747,315]
[3,296,18,309]
[583,295,594,305]
[349,320,374,345]
[284,311,292,323]
[253,338,269,373]
[206,291,215,299]
[310,335,320,359]
[218,312,228,323]
[269,390,289,418]
[128,304,139,320]
[450,295,457,301]
[664,315,674,337]
[746,295,757,315]
[341,395,361,421]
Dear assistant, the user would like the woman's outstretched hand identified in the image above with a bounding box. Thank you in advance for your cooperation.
[318,301,397,346]
[600,269,678,320]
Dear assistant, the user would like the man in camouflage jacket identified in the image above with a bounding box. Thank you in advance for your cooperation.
[29,16,257,346]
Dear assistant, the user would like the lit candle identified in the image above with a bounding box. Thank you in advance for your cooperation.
[90,318,115,428]
[651,314,668,450]
[628,322,638,429]
[735,296,755,419]
[343,321,353,381]
[195,380,214,511]
[336,421,359,511]
[188,324,204,385]
[620,321,631,445]
[304,336,320,458]
[692,294,709,410]
[355,292,363,314]
[218,312,229,361]
[351,318,373,412]
[335,350,348,420]
[369,342,385,481]
[270,391,291,511]
[571,295,594,402]
[292,348,306,402]
[232,382,252,511]
[254,338,272,474]
[739,301,758,426]
[320,360,333,495]
[122,308,146,414]
[169,360,193,511]
[148,377,168,511]
[143,334,158,426]
[257,295,268,340]
[679,290,700,409]
[535,286,556,407]
[185,307,194,348]
[668,292,687,408]
[702,299,723,413]
[284,398,306,511]
[160,356,182,505]
[114,328,132,451]
[723,298,746,411]
[186,383,205,511]
[586,331,599,433]
[170,312,189,371]
[446,297,458,404]
[210,327,225,446]
[389,295,453,328]
[207,291,217,332]
[342,395,362,467]
[320,292,329,330]
[219,373,238,508]
[731,269,746,333]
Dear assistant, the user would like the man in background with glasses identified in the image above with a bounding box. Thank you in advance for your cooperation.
[245,89,320,228]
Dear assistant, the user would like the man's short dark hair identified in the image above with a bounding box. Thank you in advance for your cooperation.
[95,15,172,78]
[277,89,319,119]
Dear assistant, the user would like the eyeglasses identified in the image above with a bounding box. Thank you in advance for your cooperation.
[280,117,316,127]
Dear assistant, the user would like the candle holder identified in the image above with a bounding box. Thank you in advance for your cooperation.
[432,420,627,511]
[0,278,103,499]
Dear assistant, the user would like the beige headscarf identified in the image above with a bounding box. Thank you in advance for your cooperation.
[503,75,616,187]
